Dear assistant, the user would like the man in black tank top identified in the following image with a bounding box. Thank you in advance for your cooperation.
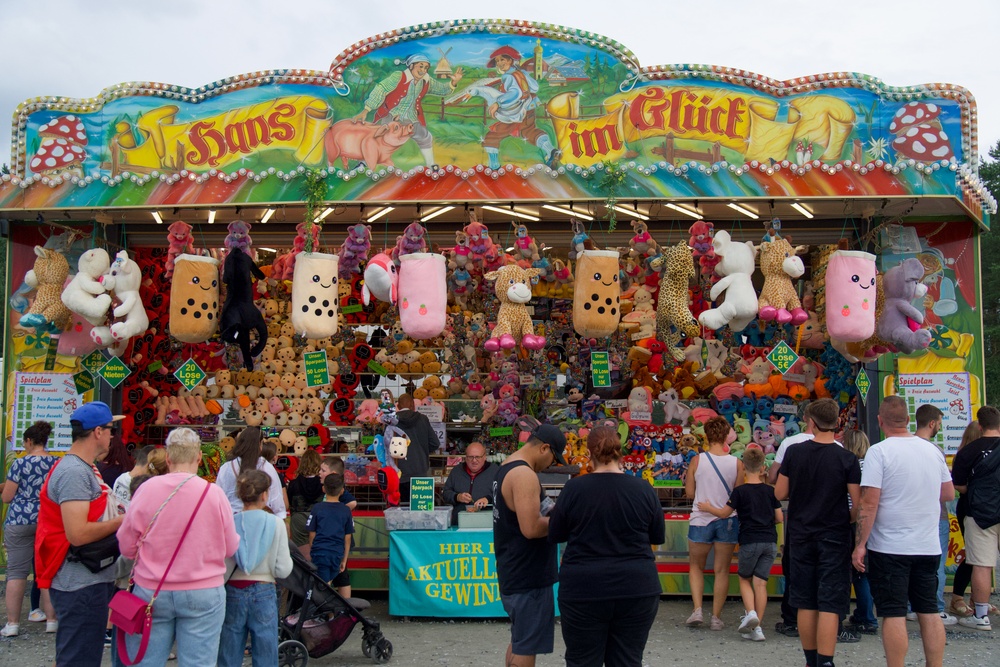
[493,425,566,667]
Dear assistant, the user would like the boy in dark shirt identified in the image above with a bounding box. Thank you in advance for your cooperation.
[699,446,782,642]
[305,473,355,597]
[775,399,861,667]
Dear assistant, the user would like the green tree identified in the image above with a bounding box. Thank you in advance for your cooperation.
[978,140,1000,402]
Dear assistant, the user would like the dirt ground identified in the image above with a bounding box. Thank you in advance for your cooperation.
[1,590,997,666]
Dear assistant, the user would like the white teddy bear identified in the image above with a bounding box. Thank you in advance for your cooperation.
[61,248,112,326]
[698,230,759,333]
[91,251,148,351]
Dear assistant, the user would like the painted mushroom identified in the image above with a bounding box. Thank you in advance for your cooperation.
[892,123,954,161]
[28,115,88,178]
[888,101,942,134]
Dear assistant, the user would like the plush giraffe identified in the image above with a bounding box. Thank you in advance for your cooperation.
[19,246,73,333]
[757,236,808,325]
[483,264,545,351]
[651,242,699,359]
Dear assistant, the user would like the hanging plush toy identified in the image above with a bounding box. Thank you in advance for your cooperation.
[652,242,699,347]
[291,252,340,338]
[512,222,539,261]
[20,246,73,333]
[464,215,494,263]
[372,434,401,507]
[757,236,808,325]
[361,252,398,305]
[224,220,253,257]
[338,223,372,278]
[839,273,893,362]
[169,254,220,343]
[165,221,195,279]
[221,246,268,370]
[92,251,149,351]
[698,231,758,333]
[824,249,877,342]
[61,248,112,326]
[568,219,590,261]
[877,258,932,354]
[483,264,545,351]
[629,220,658,259]
[391,222,428,263]
[572,250,621,339]
[398,253,447,340]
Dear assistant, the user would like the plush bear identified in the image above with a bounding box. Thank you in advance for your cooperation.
[165,221,196,279]
[698,231,759,333]
[338,223,372,279]
[877,258,932,354]
[20,246,73,333]
[629,220,658,258]
[91,251,149,349]
[224,220,253,257]
[757,237,808,325]
[392,222,429,263]
[61,248,112,326]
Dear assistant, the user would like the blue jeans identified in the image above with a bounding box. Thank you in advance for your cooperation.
[50,582,115,667]
[851,568,878,626]
[217,583,278,667]
[937,517,949,613]
[124,585,226,666]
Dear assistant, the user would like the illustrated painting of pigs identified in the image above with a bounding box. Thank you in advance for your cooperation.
[324,119,414,169]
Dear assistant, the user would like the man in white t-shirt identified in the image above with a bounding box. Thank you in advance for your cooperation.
[852,396,954,667]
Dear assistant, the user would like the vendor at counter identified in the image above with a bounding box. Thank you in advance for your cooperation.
[442,442,498,524]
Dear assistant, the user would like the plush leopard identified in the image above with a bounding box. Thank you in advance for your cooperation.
[652,242,699,359]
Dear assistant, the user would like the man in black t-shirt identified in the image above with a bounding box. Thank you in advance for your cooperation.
[493,425,565,667]
[776,399,861,667]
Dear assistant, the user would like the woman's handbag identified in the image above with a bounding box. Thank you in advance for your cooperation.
[110,477,211,666]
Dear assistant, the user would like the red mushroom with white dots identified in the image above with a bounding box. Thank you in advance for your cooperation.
[29,115,89,178]
[888,101,954,162]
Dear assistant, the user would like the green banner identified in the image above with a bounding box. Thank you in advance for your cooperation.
[591,351,611,388]
[409,477,436,512]
[303,350,331,387]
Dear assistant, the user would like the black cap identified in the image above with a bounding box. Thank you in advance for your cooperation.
[530,425,567,465]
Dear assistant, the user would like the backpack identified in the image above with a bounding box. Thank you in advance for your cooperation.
[968,438,1000,529]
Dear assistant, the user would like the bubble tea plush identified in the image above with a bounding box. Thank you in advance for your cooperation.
[398,253,447,340]
[291,252,340,338]
[573,250,622,339]
[825,249,877,342]
[169,254,220,343]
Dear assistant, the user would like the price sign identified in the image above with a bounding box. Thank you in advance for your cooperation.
[591,351,611,388]
[361,435,376,446]
[367,360,388,376]
[82,350,108,375]
[303,350,330,387]
[98,357,131,389]
[73,370,95,395]
[173,358,206,392]
[489,426,514,437]
[409,477,436,511]
[342,303,363,314]
[767,341,799,375]
[856,368,872,404]
[519,374,535,387]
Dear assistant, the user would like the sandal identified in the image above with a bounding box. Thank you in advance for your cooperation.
[989,604,1000,617]
[949,598,973,617]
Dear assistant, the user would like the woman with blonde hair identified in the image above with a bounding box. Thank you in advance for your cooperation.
[685,416,744,630]
[146,447,169,476]
[549,425,665,666]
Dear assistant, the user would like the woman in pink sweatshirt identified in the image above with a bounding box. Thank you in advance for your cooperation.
[117,428,239,666]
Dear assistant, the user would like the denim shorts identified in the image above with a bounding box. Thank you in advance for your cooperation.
[738,542,777,580]
[688,517,739,544]
[501,586,555,656]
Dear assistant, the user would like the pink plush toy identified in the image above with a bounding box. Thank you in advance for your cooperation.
[165,221,195,279]
[398,253,447,340]
[278,222,322,280]
[391,222,427,263]
[825,250,877,342]
[224,220,253,257]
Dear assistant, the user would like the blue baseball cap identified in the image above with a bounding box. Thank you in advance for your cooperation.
[70,401,124,431]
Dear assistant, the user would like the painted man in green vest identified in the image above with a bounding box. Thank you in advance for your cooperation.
[353,54,464,169]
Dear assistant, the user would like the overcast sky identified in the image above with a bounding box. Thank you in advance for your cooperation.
[2,0,998,170]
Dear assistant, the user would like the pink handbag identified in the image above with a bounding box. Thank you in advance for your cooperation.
[111,478,210,666]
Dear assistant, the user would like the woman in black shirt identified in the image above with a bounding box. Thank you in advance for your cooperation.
[549,425,666,666]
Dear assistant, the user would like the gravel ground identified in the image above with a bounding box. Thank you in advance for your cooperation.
[0,590,997,666]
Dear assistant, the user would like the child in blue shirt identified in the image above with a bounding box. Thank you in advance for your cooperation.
[305,473,355,597]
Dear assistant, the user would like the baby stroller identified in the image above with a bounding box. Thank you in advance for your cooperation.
[277,542,393,665]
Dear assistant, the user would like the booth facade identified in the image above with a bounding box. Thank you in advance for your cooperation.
[1,20,994,611]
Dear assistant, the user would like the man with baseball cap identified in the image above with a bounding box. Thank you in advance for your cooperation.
[35,401,124,667]
[493,424,565,667]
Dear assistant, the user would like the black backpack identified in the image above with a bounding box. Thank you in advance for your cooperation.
[968,438,1000,529]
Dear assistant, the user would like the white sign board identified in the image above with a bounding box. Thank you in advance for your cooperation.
[896,372,972,455]
[11,373,80,451]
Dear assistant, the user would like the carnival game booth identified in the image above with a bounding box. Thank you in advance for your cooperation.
[1,19,993,610]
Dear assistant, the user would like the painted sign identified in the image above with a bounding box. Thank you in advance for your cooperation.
[0,20,991,224]
[409,477,436,512]
[895,372,971,455]
[11,373,79,451]
[303,350,330,387]
[591,351,611,387]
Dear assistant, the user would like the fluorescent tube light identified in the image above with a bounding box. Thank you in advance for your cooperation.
[665,203,703,220]
[420,206,455,222]
[542,204,594,221]
[611,205,649,221]
[151,211,163,225]
[316,208,334,221]
[791,202,814,219]
[367,206,395,222]
[260,208,275,224]
[482,205,540,221]
[727,203,759,220]
[207,210,216,225]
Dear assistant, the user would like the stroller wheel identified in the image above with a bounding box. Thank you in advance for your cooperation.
[278,639,309,667]
[373,638,393,664]
[362,635,375,658]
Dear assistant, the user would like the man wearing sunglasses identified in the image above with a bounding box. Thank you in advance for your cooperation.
[442,442,498,525]
[35,401,125,667]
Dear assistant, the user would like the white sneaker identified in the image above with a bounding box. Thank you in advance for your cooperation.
[741,626,766,641]
[958,615,992,631]
[45,621,58,633]
[940,611,959,626]
[0,623,18,638]
[27,609,46,623]
[905,611,918,621]
[738,610,760,634]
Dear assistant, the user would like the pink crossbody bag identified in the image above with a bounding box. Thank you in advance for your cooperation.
[110,476,211,666]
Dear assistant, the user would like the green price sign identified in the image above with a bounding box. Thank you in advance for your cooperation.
[82,350,108,375]
[303,350,330,387]
[489,426,514,437]
[342,303,363,314]
[409,477,436,512]
[855,368,872,404]
[591,351,611,388]
[173,358,206,392]
[73,370,95,395]
[361,435,376,446]
[98,357,131,389]
[767,340,800,375]
[367,360,388,376]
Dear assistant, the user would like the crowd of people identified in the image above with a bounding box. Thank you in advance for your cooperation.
[2,392,999,667]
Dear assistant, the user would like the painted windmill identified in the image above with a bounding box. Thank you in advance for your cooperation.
[434,47,454,79]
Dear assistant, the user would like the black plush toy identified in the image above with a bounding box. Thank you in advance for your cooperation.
[220,250,267,370]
